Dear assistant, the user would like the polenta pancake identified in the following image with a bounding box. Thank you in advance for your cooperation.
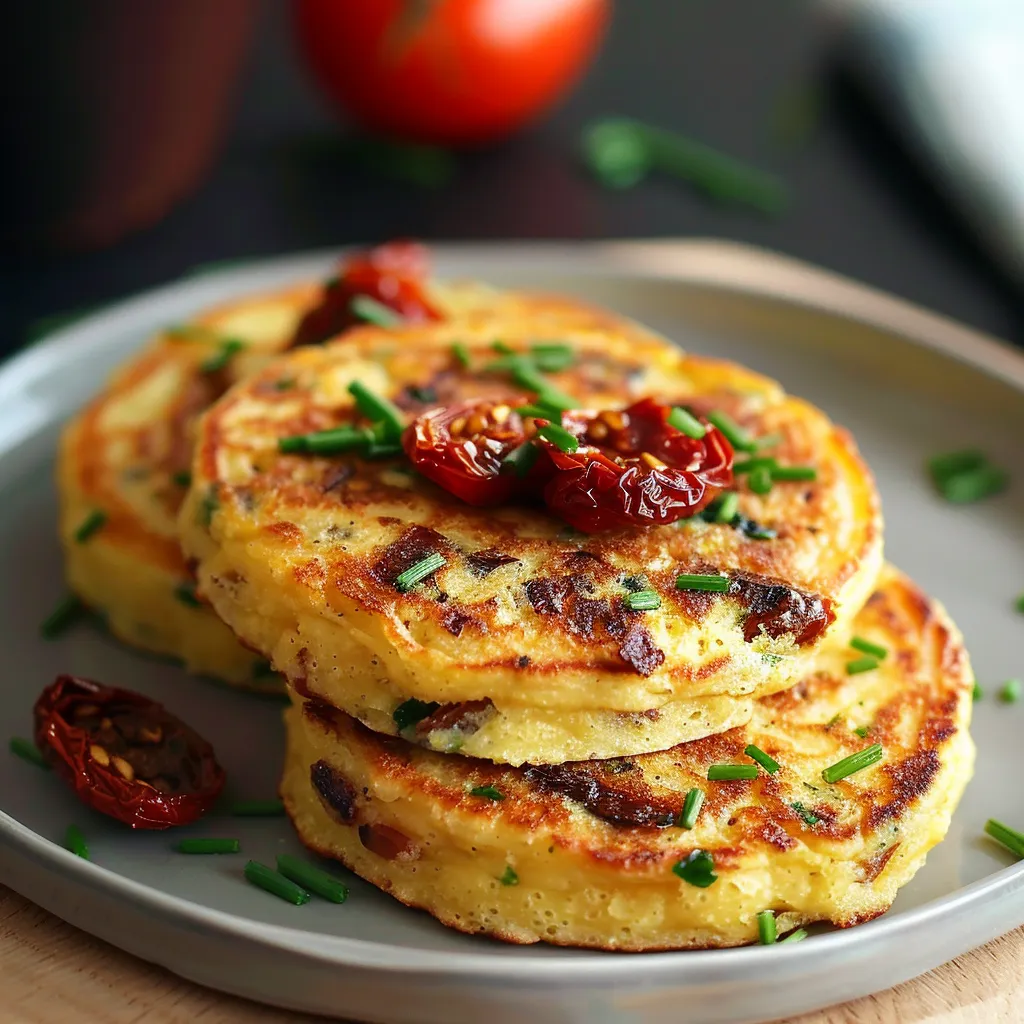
[281,565,974,950]
[58,242,664,689]
[181,320,882,759]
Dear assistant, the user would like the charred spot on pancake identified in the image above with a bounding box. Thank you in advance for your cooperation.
[618,623,666,677]
[370,525,450,591]
[441,607,486,637]
[524,576,572,615]
[310,759,359,824]
[517,655,531,668]
[414,699,496,738]
[358,822,420,861]
[860,842,901,882]
[729,573,834,645]
[867,750,940,830]
[465,549,520,577]
[524,763,678,829]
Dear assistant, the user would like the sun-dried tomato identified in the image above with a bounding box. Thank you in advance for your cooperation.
[34,675,225,830]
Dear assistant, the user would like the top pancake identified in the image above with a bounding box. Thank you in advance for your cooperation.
[57,271,656,688]
[181,321,883,725]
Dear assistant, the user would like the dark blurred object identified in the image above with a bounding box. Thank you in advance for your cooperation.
[292,0,609,146]
[0,0,255,254]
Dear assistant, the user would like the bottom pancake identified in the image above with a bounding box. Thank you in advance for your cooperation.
[281,565,974,950]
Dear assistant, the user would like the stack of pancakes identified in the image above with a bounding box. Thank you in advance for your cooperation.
[58,252,974,950]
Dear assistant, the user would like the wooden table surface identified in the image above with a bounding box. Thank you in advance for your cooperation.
[1,884,1021,1024]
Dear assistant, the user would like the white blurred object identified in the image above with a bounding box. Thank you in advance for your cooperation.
[833,0,1024,285]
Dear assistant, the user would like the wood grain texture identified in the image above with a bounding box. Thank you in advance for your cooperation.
[0,884,1020,1024]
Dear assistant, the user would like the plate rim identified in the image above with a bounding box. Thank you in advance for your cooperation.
[3,238,1024,990]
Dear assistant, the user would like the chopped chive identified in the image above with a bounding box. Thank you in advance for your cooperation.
[939,465,1008,504]
[469,785,505,801]
[535,423,579,454]
[395,552,446,592]
[824,712,842,730]
[678,788,705,830]
[1015,594,1024,614]
[273,378,296,391]
[499,865,519,886]
[393,698,441,731]
[9,737,49,770]
[780,928,808,943]
[625,589,661,612]
[507,360,576,411]
[74,510,107,543]
[65,825,89,860]
[231,799,285,817]
[756,433,784,450]
[707,410,757,452]
[713,492,740,523]
[973,681,983,701]
[846,656,879,675]
[790,801,820,826]
[707,764,759,781]
[733,456,777,475]
[984,818,1024,859]
[350,295,403,328]
[40,593,85,639]
[276,854,349,903]
[347,381,405,442]
[244,860,310,905]
[172,470,192,487]
[502,440,539,478]
[821,743,883,784]
[850,636,887,660]
[772,465,818,482]
[199,338,245,374]
[667,406,706,439]
[853,726,870,739]
[491,340,514,354]
[675,572,730,593]
[198,487,219,527]
[928,449,986,483]
[1000,679,1021,703]
[452,342,471,367]
[748,465,773,495]
[740,518,777,541]
[744,744,781,774]
[174,582,202,608]
[165,323,211,341]
[672,849,718,888]
[176,838,240,854]
[530,343,575,372]
[757,909,777,945]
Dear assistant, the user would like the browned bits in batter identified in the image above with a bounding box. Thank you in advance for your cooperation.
[359,823,421,861]
[414,699,496,738]
[310,759,359,824]
[465,549,521,577]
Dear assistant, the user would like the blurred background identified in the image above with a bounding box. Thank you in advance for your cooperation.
[2,0,1021,357]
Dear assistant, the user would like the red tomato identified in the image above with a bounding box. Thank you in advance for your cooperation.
[292,240,442,347]
[535,398,734,533]
[293,0,610,145]
[34,675,225,830]
[403,398,536,505]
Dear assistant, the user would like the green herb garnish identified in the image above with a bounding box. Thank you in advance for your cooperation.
[790,801,820,826]
[499,865,519,886]
[706,410,757,452]
[773,465,818,482]
[65,825,89,860]
[757,909,777,945]
[678,788,705,830]
[200,338,245,374]
[40,594,85,639]
[821,743,883,784]
[675,573,730,593]
[667,407,706,439]
[672,849,718,888]
[748,464,773,495]
[850,636,887,660]
[198,487,219,527]
[244,860,310,905]
[846,656,879,675]
[1015,594,1024,614]
[469,785,505,802]
[530,343,575,372]
[712,492,740,523]
[9,737,49,770]
[452,342,471,368]
[928,450,1008,503]
[279,425,373,455]
[347,381,405,442]
[624,589,661,612]
[853,726,870,739]
[395,552,446,592]
[535,423,579,454]
[172,470,192,487]
[707,764,759,781]
[1000,679,1021,704]
[74,510,107,543]
[985,818,1024,859]
[276,854,349,903]
[174,582,202,608]
[973,682,983,701]
[350,295,403,328]
[781,928,808,943]
[230,799,285,817]
[393,698,441,731]
[176,838,240,855]
[502,441,539,478]
[744,744,781,774]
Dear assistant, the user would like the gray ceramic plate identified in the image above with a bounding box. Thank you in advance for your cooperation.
[2,241,1023,1024]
